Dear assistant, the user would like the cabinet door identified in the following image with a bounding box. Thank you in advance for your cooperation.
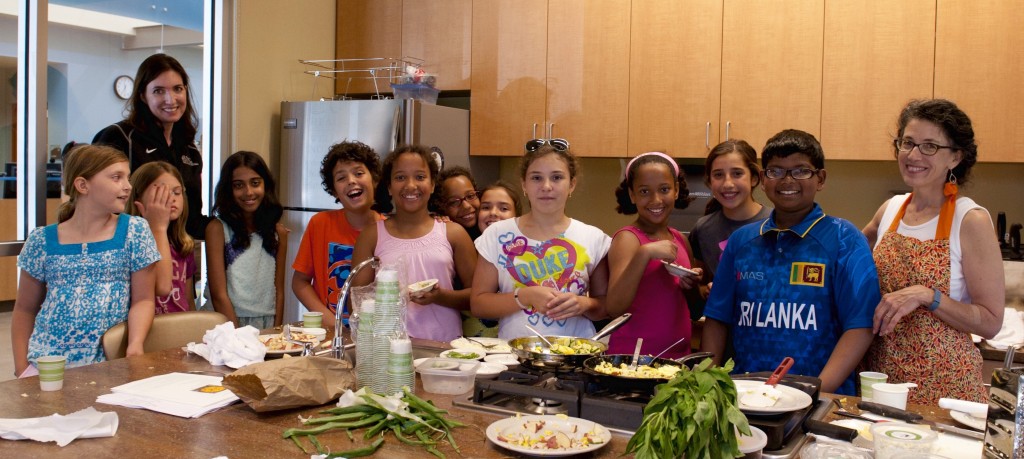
[403,0,472,90]
[720,0,823,151]
[821,0,934,160]
[470,0,548,156]
[629,0,723,158]
[545,0,630,157]
[336,0,403,97]
[935,1,1024,162]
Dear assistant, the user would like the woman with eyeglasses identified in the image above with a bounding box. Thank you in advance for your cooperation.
[471,142,611,340]
[436,166,483,240]
[862,99,1004,405]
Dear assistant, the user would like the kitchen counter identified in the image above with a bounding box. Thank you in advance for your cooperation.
[0,347,630,458]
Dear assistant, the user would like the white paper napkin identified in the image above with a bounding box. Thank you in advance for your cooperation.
[986,309,1024,350]
[186,322,266,368]
[0,407,118,447]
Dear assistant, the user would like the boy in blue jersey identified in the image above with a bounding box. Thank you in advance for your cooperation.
[701,129,880,395]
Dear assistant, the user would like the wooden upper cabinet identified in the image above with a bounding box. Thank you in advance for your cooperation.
[720,0,823,152]
[403,0,472,90]
[821,0,934,160]
[628,0,723,158]
[336,0,402,97]
[935,1,1024,162]
[470,0,548,156]
[545,0,630,157]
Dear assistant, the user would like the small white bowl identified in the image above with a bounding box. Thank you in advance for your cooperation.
[483,353,520,366]
[475,362,507,379]
[440,348,484,362]
[407,279,439,297]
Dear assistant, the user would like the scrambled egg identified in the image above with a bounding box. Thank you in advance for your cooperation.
[525,337,602,355]
[593,361,682,379]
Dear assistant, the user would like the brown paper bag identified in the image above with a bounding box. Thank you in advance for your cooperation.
[222,356,357,412]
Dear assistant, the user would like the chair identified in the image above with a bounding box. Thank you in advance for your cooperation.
[101,311,230,360]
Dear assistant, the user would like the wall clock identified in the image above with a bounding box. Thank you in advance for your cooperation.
[114,75,134,100]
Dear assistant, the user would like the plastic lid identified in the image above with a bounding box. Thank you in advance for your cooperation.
[869,422,938,443]
[737,426,767,454]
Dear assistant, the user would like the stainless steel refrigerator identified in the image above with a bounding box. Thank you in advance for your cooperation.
[278,99,497,322]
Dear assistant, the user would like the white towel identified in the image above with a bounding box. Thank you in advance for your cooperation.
[0,407,118,447]
[987,309,1024,350]
[186,323,266,368]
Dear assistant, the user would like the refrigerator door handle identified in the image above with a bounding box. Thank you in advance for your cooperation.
[390,103,402,152]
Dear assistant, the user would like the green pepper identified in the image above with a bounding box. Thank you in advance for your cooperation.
[325,437,384,458]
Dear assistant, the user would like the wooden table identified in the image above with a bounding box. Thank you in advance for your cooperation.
[0,348,631,458]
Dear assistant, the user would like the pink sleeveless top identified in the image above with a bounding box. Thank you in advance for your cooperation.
[606,226,693,358]
[374,220,461,342]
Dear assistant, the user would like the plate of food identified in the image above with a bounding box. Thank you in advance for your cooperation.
[660,259,699,278]
[439,348,485,362]
[487,414,610,457]
[449,337,512,354]
[259,330,325,358]
[733,379,813,414]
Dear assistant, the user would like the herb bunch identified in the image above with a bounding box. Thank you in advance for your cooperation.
[625,358,750,459]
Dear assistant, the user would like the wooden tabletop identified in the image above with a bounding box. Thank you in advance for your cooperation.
[0,348,630,458]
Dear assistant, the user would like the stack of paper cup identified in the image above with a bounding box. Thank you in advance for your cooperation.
[386,338,414,396]
[372,269,403,395]
[355,299,375,390]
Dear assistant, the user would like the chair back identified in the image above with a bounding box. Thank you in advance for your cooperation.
[101,311,230,360]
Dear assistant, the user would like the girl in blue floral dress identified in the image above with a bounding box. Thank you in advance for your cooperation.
[11,145,161,377]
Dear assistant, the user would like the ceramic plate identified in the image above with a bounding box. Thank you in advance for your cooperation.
[449,337,512,354]
[949,409,986,431]
[258,333,324,358]
[733,380,813,414]
[486,414,611,457]
[484,353,521,366]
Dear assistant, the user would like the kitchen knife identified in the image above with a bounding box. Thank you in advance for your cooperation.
[803,419,858,442]
[857,401,985,441]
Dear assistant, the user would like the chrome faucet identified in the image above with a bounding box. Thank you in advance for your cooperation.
[331,256,380,360]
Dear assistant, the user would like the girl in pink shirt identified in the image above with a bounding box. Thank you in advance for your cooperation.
[606,152,703,358]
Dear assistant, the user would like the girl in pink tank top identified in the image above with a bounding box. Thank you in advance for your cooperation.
[349,145,478,342]
[606,152,704,358]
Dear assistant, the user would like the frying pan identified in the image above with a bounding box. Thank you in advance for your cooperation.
[582,351,714,393]
[506,314,631,370]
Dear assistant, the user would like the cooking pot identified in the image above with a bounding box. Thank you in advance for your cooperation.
[582,351,714,393]
[506,314,631,370]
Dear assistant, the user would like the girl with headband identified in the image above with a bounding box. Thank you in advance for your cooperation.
[605,152,703,358]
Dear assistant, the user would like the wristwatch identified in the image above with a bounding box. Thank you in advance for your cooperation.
[929,288,942,312]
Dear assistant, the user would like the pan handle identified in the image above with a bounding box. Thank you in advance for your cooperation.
[590,313,632,341]
[674,351,714,367]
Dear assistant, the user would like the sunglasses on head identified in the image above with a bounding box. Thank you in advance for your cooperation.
[524,138,570,153]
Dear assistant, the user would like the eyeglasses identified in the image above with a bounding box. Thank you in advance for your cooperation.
[764,167,820,180]
[525,138,570,153]
[894,138,957,156]
[443,191,481,210]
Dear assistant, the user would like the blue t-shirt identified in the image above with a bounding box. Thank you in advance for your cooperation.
[704,204,880,395]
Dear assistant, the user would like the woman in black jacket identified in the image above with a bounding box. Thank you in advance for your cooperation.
[93,53,208,239]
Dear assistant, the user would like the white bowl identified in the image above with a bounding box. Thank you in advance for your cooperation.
[440,348,484,362]
[483,353,520,366]
[475,362,507,379]
[407,279,439,297]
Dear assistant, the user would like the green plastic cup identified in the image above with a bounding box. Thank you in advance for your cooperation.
[302,311,323,328]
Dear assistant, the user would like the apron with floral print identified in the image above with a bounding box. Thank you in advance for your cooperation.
[865,193,987,405]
